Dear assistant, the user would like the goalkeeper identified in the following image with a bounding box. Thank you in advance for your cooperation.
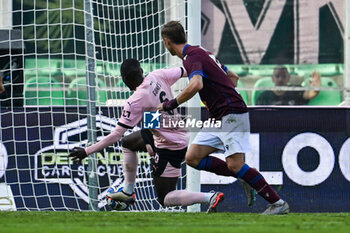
[69,58,229,212]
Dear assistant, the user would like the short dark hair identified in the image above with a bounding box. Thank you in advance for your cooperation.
[272,66,290,80]
[161,21,187,44]
[274,65,288,71]
[120,58,143,86]
[121,59,141,77]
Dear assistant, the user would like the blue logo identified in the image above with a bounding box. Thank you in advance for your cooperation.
[143,111,161,129]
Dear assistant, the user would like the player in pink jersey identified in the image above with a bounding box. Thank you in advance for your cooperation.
[68,59,224,212]
[159,21,289,215]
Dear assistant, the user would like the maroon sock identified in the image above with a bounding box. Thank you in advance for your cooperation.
[196,156,237,178]
[238,164,280,204]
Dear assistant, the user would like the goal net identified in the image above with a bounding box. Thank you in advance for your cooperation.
[0,0,189,211]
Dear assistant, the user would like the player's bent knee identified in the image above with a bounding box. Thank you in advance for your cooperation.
[163,190,177,207]
[226,153,245,173]
[163,198,169,206]
[163,194,170,206]
[185,155,199,168]
[121,137,132,149]
[226,160,245,173]
[227,163,242,173]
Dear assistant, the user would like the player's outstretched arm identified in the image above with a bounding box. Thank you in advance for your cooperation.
[158,74,203,111]
[68,125,127,162]
[68,147,87,163]
[177,75,203,104]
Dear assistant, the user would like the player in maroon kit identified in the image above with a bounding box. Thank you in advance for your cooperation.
[158,21,289,215]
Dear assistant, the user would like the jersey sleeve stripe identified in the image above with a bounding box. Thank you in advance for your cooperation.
[222,65,228,73]
[117,121,133,129]
[182,44,190,56]
[189,70,204,79]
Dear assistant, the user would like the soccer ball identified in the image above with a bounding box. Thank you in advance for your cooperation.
[106,185,135,211]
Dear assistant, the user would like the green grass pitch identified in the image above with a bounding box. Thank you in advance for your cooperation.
[0,212,349,233]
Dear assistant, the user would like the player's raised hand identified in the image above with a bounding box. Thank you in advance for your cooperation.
[68,147,87,163]
[159,98,179,111]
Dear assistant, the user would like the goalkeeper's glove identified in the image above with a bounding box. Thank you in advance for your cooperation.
[68,147,87,163]
[162,98,179,111]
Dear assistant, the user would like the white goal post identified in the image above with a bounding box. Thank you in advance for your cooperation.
[0,0,201,212]
[186,0,201,213]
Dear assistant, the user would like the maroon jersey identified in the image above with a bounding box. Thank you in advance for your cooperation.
[182,44,248,119]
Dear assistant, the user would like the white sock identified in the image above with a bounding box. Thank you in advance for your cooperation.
[273,199,284,205]
[121,146,138,195]
[123,182,135,195]
[204,193,215,204]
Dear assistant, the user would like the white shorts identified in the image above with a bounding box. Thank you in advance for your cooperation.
[192,112,251,157]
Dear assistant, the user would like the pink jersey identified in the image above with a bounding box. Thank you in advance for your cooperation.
[118,67,189,150]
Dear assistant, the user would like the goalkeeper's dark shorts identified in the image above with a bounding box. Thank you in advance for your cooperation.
[140,129,187,178]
